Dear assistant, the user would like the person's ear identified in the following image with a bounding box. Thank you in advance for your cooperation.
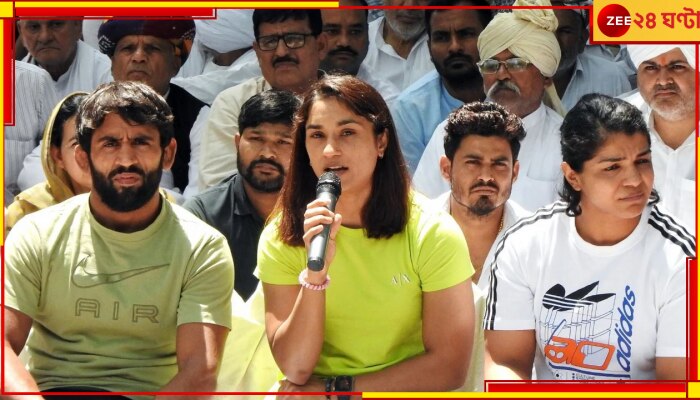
[376,129,388,158]
[316,32,329,62]
[561,161,581,191]
[50,146,65,170]
[512,159,520,183]
[235,132,241,152]
[439,155,452,182]
[75,144,90,171]
[162,138,177,171]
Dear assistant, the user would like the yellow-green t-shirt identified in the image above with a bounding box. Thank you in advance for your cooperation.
[258,195,472,376]
[4,194,234,393]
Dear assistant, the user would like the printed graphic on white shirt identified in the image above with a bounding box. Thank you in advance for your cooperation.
[540,281,636,380]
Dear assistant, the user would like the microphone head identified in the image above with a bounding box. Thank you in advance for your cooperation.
[316,171,342,197]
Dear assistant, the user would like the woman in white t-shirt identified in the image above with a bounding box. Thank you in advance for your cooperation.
[484,93,694,381]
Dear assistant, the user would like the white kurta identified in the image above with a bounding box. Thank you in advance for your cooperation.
[360,17,435,95]
[5,61,60,203]
[621,91,696,233]
[23,40,113,99]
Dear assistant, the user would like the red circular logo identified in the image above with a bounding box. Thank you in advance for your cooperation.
[597,4,631,38]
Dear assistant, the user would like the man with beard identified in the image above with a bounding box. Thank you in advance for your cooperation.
[18,19,207,201]
[413,0,565,212]
[361,0,435,95]
[4,81,234,395]
[550,3,630,111]
[185,90,300,301]
[392,0,492,174]
[319,0,399,105]
[199,10,327,189]
[434,101,529,391]
[624,45,696,232]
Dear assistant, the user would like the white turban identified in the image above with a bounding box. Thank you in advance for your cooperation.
[627,45,696,70]
[179,10,255,78]
[478,0,566,116]
[195,10,255,53]
[478,0,561,78]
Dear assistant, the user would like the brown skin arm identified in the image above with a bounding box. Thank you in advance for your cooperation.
[655,357,686,380]
[484,329,536,380]
[275,281,475,393]
[3,306,44,398]
[157,322,229,399]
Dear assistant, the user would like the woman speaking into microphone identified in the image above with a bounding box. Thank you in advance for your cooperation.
[258,75,475,394]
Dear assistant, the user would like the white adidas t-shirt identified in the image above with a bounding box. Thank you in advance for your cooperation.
[484,201,694,380]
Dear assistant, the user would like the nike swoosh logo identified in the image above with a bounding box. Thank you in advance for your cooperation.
[71,255,168,288]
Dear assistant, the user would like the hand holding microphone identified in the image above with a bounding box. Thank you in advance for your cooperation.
[303,171,342,274]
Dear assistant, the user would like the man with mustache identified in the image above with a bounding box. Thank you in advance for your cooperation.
[319,0,398,105]
[624,45,696,232]
[413,0,565,212]
[199,10,327,189]
[4,81,234,395]
[18,19,208,201]
[434,101,530,391]
[184,90,300,301]
[98,19,207,200]
[17,19,112,98]
[391,0,493,174]
[360,0,435,95]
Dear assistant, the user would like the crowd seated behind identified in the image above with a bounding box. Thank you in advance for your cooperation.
[3,1,694,394]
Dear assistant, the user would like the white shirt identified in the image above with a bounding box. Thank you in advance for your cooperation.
[171,49,262,105]
[433,193,530,290]
[23,40,113,99]
[356,63,399,108]
[413,103,563,212]
[5,62,60,203]
[484,202,692,380]
[621,91,696,233]
[561,53,632,111]
[360,17,435,95]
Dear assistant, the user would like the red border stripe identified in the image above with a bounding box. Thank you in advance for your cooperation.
[15,7,216,17]
[4,19,14,125]
[689,258,697,381]
[488,382,687,392]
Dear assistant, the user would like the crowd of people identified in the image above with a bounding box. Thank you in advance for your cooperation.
[3,0,696,397]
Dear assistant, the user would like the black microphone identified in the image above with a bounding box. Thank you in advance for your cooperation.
[307,171,342,271]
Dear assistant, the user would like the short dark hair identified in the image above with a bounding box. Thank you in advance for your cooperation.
[425,0,494,37]
[444,101,526,161]
[76,81,174,155]
[560,93,658,216]
[278,74,410,246]
[252,10,323,39]
[49,92,88,149]
[239,90,302,133]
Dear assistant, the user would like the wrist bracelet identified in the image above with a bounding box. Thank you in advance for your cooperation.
[299,269,330,291]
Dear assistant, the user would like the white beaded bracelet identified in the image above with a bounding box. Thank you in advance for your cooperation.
[298,269,330,291]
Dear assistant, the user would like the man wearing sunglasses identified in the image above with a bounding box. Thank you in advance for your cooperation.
[413,0,564,213]
[199,10,327,190]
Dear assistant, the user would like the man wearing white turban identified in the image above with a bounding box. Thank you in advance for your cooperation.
[412,0,565,212]
[171,10,264,105]
[623,45,696,233]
